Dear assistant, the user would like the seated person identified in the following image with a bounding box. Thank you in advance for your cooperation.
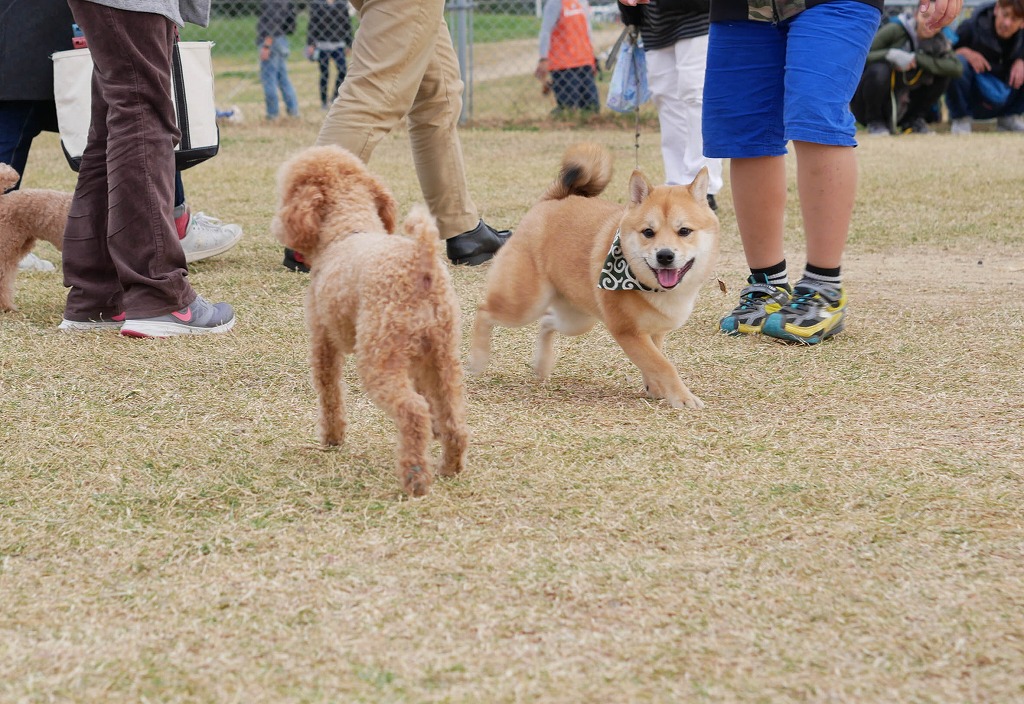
[946,0,1024,133]
[851,6,963,135]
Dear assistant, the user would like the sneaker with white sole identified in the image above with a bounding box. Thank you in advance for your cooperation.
[950,117,973,135]
[996,113,1024,132]
[58,311,126,332]
[179,212,243,263]
[18,252,56,272]
[119,296,235,338]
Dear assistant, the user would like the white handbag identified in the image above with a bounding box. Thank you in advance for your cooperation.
[51,41,220,171]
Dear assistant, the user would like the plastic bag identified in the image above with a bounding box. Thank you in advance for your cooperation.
[606,28,651,113]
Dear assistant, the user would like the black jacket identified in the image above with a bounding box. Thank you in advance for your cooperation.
[0,0,76,102]
[954,2,1024,82]
[257,0,297,45]
[307,0,352,46]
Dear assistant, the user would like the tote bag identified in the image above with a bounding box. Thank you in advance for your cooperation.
[52,41,220,172]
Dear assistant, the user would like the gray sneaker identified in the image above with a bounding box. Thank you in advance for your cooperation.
[180,212,243,263]
[18,252,56,272]
[719,273,792,336]
[58,311,126,332]
[996,114,1024,132]
[950,117,973,135]
[119,295,235,338]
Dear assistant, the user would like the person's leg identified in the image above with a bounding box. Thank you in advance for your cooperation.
[318,50,330,106]
[902,76,949,129]
[580,66,600,111]
[549,69,572,110]
[850,61,896,129]
[64,1,194,322]
[0,101,47,186]
[332,47,347,98]
[647,36,722,194]
[945,56,975,123]
[276,37,300,116]
[261,46,280,119]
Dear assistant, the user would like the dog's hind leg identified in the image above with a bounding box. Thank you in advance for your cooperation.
[419,344,468,479]
[310,328,347,446]
[468,278,556,376]
[533,303,596,382]
[360,359,434,497]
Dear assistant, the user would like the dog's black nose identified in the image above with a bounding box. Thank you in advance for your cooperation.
[656,249,675,266]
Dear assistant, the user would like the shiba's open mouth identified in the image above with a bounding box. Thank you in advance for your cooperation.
[650,257,694,289]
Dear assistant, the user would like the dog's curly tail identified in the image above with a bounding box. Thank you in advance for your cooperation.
[402,204,441,277]
[542,142,613,202]
[0,163,20,193]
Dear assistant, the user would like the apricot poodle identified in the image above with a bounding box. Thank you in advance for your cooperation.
[0,163,70,311]
[272,145,469,497]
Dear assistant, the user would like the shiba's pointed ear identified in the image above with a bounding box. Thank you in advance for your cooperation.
[628,169,652,206]
[273,183,324,253]
[369,176,398,234]
[688,166,710,205]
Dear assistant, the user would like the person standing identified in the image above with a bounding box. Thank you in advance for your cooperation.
[258,0,300,121]
[536,0,601,113]
[59,0,235,336]
[306,0,352,111]
[300,0,511,272]
[630,0,960,344]
[618,0,723,210]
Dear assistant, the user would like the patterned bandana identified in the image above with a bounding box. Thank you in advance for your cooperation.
[598,230,658,292]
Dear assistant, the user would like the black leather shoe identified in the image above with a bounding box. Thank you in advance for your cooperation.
[707,193,718,212]
[282,247,310,273]
[446,220,512,266]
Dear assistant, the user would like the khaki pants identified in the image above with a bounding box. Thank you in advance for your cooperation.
[315,0,478,239]
[63,1,194,320]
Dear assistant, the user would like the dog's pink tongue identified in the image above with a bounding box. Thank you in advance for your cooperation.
[656,268,684,288]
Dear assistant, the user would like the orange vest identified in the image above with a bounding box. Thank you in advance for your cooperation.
[548,0,594,71]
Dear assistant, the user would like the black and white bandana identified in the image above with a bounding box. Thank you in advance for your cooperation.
[598,230,658,292]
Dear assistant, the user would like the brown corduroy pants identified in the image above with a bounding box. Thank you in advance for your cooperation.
[62,1,195,321]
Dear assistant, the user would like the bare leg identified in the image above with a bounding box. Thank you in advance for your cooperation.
[793,141,856,269]
[729,155,787,270]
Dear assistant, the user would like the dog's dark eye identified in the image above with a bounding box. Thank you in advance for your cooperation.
[678,227,693,237]
[641,228,655,239]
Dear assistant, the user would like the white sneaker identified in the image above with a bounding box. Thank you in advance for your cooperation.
[950,117,973,135]
[17,252,56,272]
[996,114,1024,132]
[180,212,243,263]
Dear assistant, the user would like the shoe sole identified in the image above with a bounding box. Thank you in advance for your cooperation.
[119,317,236,338]
[184,231,244,264]
[762,316,845,344]
[450,252,495,266]
[58,319,123,332]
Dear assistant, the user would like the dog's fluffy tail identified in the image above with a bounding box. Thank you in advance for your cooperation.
[402,204,441,275]
[0,163,20,193]
[542,142,613,202]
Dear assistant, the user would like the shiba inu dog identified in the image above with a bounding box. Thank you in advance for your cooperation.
[468,143,718,409]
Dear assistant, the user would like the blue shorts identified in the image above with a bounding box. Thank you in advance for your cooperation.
[702,1,881,158]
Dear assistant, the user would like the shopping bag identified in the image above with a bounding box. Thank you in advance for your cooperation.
[606,26,651,113]
[52,41,220,172]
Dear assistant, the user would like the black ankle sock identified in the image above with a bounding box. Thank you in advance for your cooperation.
[751,260,790,290]
[800,263,841,289]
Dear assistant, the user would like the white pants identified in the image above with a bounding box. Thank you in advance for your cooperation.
[645,34,723,195]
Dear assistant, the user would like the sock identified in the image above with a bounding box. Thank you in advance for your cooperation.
[174,203,189,240]
[751,260,790,291]
[799,263,841,290]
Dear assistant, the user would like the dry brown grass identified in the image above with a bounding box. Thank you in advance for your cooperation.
[2,111,1023,703]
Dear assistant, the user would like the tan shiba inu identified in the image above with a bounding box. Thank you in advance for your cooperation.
[468,143,719,409]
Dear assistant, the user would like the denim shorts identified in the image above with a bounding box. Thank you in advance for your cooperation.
[702,1,881,158]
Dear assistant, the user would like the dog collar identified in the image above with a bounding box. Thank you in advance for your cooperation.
[598,230,658,292]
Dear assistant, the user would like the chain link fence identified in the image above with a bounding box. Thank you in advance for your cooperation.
[180,1,631,125]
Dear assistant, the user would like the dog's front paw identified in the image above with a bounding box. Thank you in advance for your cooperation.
[319,428,345,447]
[402,464,434,497]
[669,391,704,410]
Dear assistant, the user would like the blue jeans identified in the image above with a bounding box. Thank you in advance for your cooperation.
[0,100,54,190]
[551,66,600,111]
[317,46,347,106]
[260,36,300,119]
[945,56,1024,119]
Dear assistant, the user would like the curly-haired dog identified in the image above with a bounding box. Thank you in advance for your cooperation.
[0,163,70,311]
[469,143,718,409]
[272,145,468,497]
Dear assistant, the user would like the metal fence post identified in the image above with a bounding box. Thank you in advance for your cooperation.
[446,0,474,124]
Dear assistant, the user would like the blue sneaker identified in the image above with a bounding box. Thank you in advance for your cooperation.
[119,296,235,338]
[719,273,792,336]
[762,281,846,344]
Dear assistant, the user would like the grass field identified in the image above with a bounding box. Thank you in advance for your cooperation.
[2,106,1023,701]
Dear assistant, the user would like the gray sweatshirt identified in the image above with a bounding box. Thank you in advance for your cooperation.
[79,0,211,27]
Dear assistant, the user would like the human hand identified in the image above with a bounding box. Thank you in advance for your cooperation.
[1010,58,1024,89]
[918,0,963,30]
[534,58,548,81]
[305,44,314,59]
[259,45,271,61]
[957,47,991,73]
